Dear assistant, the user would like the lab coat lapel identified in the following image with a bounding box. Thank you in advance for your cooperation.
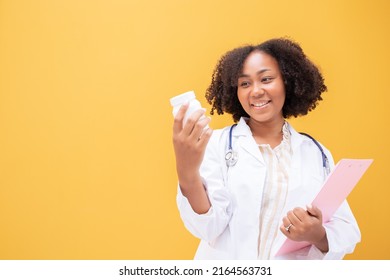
[233,118,263,163]
[286,125,304,192]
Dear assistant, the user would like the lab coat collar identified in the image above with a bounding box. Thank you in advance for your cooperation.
[233,117,310,142]
[232,117,252,137]
[232,117,312,155]
[287,122,313,151]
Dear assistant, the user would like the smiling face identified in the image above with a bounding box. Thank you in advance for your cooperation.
[237,50,285,126]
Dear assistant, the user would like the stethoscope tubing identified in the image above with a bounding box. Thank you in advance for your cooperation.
[225,124,330,177]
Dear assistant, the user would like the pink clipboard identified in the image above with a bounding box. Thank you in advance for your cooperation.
[275,158,373,256]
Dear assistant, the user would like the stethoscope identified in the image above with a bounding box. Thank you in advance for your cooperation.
[299,132,331,176]
[224,124,331,177]
[225,124,238,167]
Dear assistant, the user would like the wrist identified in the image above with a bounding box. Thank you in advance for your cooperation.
[178,172,202,190]
[312,227,329,253]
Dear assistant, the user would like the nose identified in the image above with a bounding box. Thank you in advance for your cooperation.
[252,82,264,96]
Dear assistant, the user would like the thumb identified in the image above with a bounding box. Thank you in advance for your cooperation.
[306,204,322,219]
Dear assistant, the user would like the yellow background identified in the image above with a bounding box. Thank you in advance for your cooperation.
[0,0,388,259]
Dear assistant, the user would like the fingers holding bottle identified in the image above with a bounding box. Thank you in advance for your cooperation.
[172,105,213,180]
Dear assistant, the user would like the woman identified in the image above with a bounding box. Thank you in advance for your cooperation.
[172,38,360,259]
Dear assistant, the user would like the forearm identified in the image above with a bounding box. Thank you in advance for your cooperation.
[178,171,211,214]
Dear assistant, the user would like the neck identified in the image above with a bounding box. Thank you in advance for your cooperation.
[248,118,285,137]
[247,118,285,147]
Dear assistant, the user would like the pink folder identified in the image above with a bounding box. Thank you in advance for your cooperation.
[275,158,373,256]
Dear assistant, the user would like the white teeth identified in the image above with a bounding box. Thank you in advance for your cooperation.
[253,101,270,107]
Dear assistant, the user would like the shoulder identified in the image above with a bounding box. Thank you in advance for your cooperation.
[288,122,334,168]
[208,124,231,146]
[288,123,328,150]
[208,118,250,144]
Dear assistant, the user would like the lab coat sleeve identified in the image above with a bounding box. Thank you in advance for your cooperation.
[322,200,361,259]
[176,129,233,242]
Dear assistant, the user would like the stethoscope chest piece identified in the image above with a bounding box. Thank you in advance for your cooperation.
[225,148,238,167]
[225,124,238,167]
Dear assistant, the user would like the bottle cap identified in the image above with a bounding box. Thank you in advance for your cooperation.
[170,90,195,107]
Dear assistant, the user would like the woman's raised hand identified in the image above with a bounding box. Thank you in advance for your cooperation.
[172,102,212,184]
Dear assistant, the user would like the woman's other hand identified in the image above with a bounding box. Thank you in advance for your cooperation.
[280,205,329,252]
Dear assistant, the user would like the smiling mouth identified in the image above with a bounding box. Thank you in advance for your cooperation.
[251,101,271,108]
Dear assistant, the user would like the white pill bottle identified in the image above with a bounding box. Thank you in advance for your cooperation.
[170,90,207,126]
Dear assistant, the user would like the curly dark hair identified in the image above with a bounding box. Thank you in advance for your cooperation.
[205,38,327,122]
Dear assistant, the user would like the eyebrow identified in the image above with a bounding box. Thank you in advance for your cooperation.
[238,69,271,78]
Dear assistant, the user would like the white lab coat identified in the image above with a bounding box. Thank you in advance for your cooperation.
[177,117,361,259]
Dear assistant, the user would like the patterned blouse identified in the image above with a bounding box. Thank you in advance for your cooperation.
[257,122,292,259]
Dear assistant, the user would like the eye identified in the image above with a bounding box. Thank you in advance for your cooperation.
[261,77,274,83]
[240,81,250,88]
